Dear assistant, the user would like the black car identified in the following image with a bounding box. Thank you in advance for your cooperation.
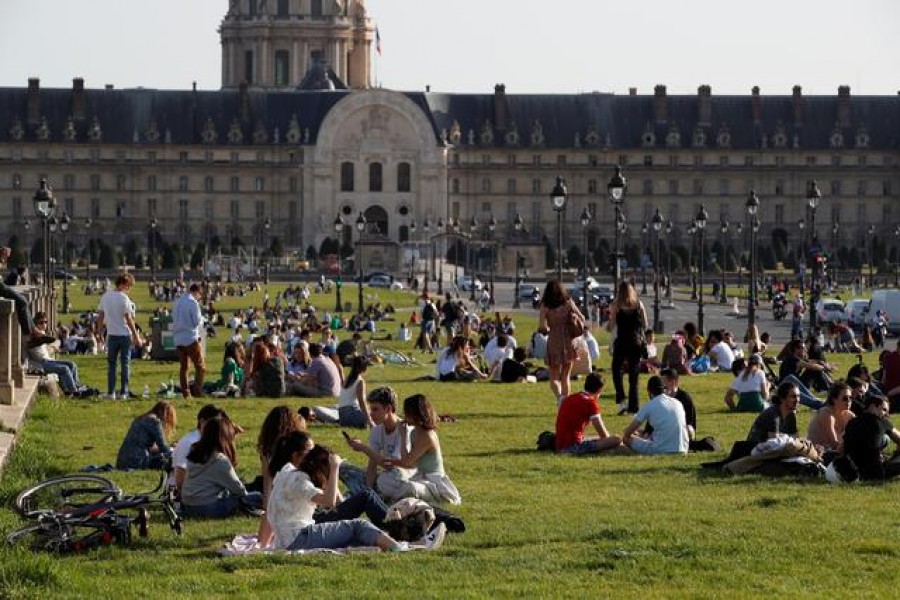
[53,268,78,280]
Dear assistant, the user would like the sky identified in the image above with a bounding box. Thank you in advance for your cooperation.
[0,0,897,96]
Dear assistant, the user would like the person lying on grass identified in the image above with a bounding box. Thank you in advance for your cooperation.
[554,372,622,454]
[266,434,445,552]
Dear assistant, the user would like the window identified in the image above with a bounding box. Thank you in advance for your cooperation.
[369,163,383,192]
[532,155,541,166]
[775,180,784,196]
[289,177,298,193]
[642,179,654,195]
[116,200,127,218]
[719,155,729,166]
[277,0,289,17]
[204,176,214,192]
[718,179,729,195]
[397,162,411,192]
[884,181,892,196]
[90,174,100,191]
[451,179,460,194]
[858,180,867,196]
[668,180,678,195]
[230,177,240,192]
[90,148,100,163]
[831,180,841,196]
[587,179,597,194]
[91,198,101,219]
[693,179,703,195]
[274,50,289,86]
[311,0,323,17]
[256,201,265,219]
[205,199,213,220]
[557,155,567,166]
[481,178,492,193]
[11,197,21,219]
[179,151,188,164]
[507,178,517,194]
[588,155,598,167]
[774,204,784,225]
[255,177,265,192]
[532,179,541,194]
[244,50,254,84]
[643,155,653,166]
[531,201,541,229]
[179,176,189,192]
[116,174,127,191]
[63,174,75,191]
[230,200,240,219]
[179,200,189,220]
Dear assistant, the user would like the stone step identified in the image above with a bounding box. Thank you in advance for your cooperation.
[0,375,41,474]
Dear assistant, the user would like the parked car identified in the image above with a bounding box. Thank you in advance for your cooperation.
[815,298,847,325]
[367,274,393,288]
[866,289,900,335]
[519,283,538,299]
[53,268,78,280]
[845,298,870,329]
[457,275,483,291]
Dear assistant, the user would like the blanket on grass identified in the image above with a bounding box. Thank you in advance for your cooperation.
[219,534,381,556]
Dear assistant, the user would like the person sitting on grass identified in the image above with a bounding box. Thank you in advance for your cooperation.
[496,347,531,383]
[25,311,94,397]
[289,342,342,398]
[746,381,800,446]
[724,354,770,413]
[705,329,735,372]
[807,381,855,452]
[661,332,691,375]
[621,375,689,455]
[170,404,243,492]
[203,341,245,397]
[337,356,374,429]
[344,387,405,491]
[437,336,487,382]
[778,339,828,410]
[116,401,177,470]
[180,417,262,518]
[842,394,900,481]
[266,436,445,552]
[554,372,622,455]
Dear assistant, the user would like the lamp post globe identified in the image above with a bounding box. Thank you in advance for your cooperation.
[33,178,56,290]
[550,176,568,282]
[355,212,366,314]
[694,205,709,334]
[333,214,345,312]
[607,166,627,289]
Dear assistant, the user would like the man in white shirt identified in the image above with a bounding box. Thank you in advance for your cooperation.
[173,283,205,399]
[622,375,689,455]
[96,272,141,399]
[706,329,735,372]
[344,387,405,490]
[483,333,515,372]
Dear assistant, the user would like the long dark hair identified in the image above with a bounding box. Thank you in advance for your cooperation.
[299,444,332,488]
[403,394,437,430]
[268,431,312,478]
[344,356,368,388]
[540,280,568,309]
[257,405,306,459]
[186,417,236,466]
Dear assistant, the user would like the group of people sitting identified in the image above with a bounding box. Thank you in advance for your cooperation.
[114,390,461,552]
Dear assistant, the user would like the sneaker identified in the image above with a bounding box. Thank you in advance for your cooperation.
[616,402,628,416]
[422,522,446,551]
[100,392,117,400]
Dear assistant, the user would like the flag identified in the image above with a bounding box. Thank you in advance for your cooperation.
[375,27,382,55]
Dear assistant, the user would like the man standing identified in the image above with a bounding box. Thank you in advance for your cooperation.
[554,373,622,455]
[622,375,689,455]
[96,272,141,399]
[173,283,205,399]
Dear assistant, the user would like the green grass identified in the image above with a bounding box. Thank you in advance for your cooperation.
[1,280,899,599]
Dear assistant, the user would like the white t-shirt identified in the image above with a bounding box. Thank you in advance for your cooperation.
[169,429,201,487]
[99,290,135,337]
[338,378,362,409]
[368,424,403,459]
[267,463,321,549]
[708,341,735,371]
[437,348,458,376]
[632,394,689,454]
[729,370,766,393]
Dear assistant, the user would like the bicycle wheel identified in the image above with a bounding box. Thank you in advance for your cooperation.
[6,521,68,552]
[6,519,128,553]
[14,475,121,518]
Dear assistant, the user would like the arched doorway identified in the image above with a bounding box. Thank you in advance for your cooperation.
[363,205,389,238]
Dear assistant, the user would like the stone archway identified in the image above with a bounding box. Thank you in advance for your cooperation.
[363,205,389,239]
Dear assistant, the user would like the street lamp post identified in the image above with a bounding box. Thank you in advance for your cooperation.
[694,205,709,334]
[580,207,592,312]
[149,216,158,282]
[894,226,900,287]
[651,208,663,332]
[423,218,431,293]
[664,219,673,303]
[409,219,418,288]
[436,217,444,296]
[356,212,366,314]
[640,222,649,295]
[832,222,840,288]
[607,166,627,289]
[263,217,271,285]
[746,190,760,331]
[23,219,31,278]
[806,180,821,331]
[469,215,478,302]
[735,222,744,289]
[798,218,806,301]
[487,215,496,305]
[688,225,697,300]
[513,214,524,309]
[550,177,568,282]
[84,218,92,282]
[719,219,729,303]
[32,178,56,291]
[59,213,70,313]
[48,216,58,295]
[868,224,877,288]
[333,214,345,312]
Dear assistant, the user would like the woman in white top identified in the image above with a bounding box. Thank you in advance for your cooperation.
[338,356,373,429]
[724,354,770,412]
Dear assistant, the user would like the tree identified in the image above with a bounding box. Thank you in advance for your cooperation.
[191,242,205,269]
[97,241,119,268]
[319,237,339,257]
[123,237,139,265]
[269,236,284,259]
[306,244,318,261]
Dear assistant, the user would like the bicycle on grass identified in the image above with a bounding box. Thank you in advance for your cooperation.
[6,460,183,553]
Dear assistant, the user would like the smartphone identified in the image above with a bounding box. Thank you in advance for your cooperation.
[341,431,351,440]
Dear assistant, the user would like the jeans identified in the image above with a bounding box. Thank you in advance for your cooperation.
[781,374,825,410]
[316,489,388,528]
[106,335,132,396]
[286,519,382,551]
[182,491,262,519]
[0,282,34,335]
[611,343,642,412]
[39,359,80,393]
[338,405,367,429]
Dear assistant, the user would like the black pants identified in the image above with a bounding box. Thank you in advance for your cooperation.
[611,343,642,413]
[0,282,33,335]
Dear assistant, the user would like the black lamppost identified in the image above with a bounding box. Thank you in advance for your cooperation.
[333,214,345,312]
[719,219,729,303]
[694,205,709,334]
[423,218,431,293]
[607,166,627,289]
[640,222,649,295]
[409,219,417,286]
[651,208,663,332]
[550,176,568,282]
[59,213,70,313]
[580,206,592,310]
[32,178,56,290]
[487,215,497,304]
[688,224,697,300]
[23,219,31,277]
[48,216,58,295]
[263,217,271,284]
[894,225,900,287]
[513,214,525,309]
[832,222,840,287]
[84,217,92,282]
[355,212,366,314]
[149,216,158,282]
[664,219,673,303]
[868,224,877,288]
[806,180,821,326]
[436,217,444,296]
[735,222,744,289]
[798,217,806,300]
[746,190,760,331]
[469,215,478,301]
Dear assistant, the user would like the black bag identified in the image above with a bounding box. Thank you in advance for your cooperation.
[536,431,556,452]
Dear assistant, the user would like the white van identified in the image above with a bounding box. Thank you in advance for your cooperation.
[866,289,900,335]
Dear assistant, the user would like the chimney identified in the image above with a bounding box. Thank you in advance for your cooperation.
[239,81,250,122]
[26,78,40,124]
[654,85,667,124]
[698,85,712,127]
[751,86,761,125]
[104,84,113,90]
[72,78,86,122]
[425,85,431,92]
[837,85,851,127]
[493,84,508,131]
[628,87,637,96]
[792,85,803,127]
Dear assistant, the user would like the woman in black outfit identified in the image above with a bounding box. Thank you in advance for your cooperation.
[607,281,648,415]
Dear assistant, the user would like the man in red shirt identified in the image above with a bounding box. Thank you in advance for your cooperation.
[555,373,622,454]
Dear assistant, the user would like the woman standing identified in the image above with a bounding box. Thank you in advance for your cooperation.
[339,356,374,428]
[607,281,648,415]
[539,281,584,402]
[116,401,177,470]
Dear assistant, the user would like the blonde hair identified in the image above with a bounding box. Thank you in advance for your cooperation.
[613,281,639,310]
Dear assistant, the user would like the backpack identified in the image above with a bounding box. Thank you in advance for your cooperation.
[536,431,556,452]
[422,302,436,322]
[382,498,436,542]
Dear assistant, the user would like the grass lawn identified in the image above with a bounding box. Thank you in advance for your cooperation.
[1,279,898,599]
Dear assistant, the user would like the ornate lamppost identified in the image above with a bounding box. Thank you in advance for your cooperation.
[469,215,478,301]
[409,219,417,287]
[806,180,821,329]
[580,206,592,311]
[436,217,444,296]
[355,212,366,314]
[735,221,744,289]
[665,219,673,304]
[651,208,663,332]
[32,178,56,290]
[640,222,649,295]
[719,219,729,303]
[831,222,840,287]
[59,213,70,313]
[694,205,709,334]
[333,214,345,312]
[868,224,877,288]
[487,215,497,305]
[23,219,31,278]
[149,216,158,282]
[84,217,92,282]
[798,217,806,300]
[263,217,271,284]
[607,166,627,289]
[512,213,525,309]
[688,224,697,300]
[746,190,760,331]
[550,177,568,282]
[423,218,431,293]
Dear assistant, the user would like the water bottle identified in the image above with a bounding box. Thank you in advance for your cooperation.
[142,384,150,399]
[168,376,176,398]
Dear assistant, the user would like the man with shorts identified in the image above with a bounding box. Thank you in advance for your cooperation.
[173,283,205,399]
